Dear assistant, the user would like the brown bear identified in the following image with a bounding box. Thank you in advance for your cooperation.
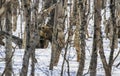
[39,25,52,42]
[37,25,52,48]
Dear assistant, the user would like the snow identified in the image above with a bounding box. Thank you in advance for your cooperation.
[0,37,120,76]
[0,0,120,76]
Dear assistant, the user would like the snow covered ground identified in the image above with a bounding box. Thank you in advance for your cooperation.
[0,38,120,76]
[0,0,120,76]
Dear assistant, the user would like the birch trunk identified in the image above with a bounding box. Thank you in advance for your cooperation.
[20,0,40,75]
[108,0,117,73]
[49,1,65,70]
[5,1,12,76]
[73,0,81,62]
[31,0,39,76]
[20,0,31,76]
[77,0,86,75]
[89,0,102,76]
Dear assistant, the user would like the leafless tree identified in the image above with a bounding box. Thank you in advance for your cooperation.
[77,0,87,75]
[89,0,102,76]
[108,0,117,73]
[4,1,13,76]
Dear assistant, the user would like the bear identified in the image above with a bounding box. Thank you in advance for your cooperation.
[39,25,52,42]
[37,25,52,48]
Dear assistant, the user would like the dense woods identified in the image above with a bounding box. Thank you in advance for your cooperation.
[0,0,120,76]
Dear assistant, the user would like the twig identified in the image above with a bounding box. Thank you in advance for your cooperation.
[113,48,120,64]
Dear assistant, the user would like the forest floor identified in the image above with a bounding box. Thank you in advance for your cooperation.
[0,38,120,76]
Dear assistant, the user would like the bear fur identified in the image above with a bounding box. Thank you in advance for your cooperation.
[38,25,52,48]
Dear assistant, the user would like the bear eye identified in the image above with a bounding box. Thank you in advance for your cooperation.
[41,27,45,30]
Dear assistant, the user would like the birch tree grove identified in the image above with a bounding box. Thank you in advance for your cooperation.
[0,0,120,76]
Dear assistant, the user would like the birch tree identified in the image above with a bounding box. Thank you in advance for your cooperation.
[89,0,102,76]
[49,0,66,70]
[95,0,111,76]
[108,0,117,73]
[4,1,12,76]
[20,0,31,75]
[20,0,42,76]
[31,0,39,76]
[77,0,86,75]
[73,0,81,62]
